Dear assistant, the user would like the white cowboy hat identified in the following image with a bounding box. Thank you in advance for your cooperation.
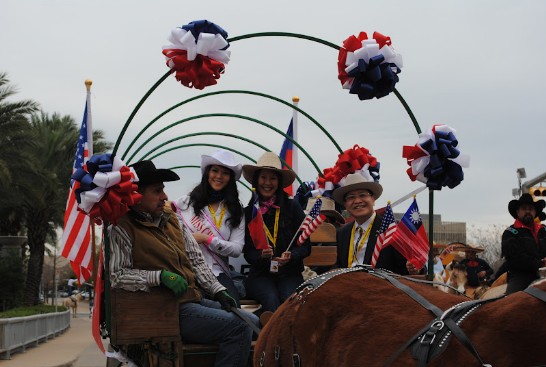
[332,172,383,204]
[201,149,242,181]
[242,151,296,188]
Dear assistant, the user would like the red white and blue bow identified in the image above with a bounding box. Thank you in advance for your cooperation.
[402,124,470,190]
[162,20,230,90]
[338,32,403,100]
[317,145,380,189]
[72,154,141,224]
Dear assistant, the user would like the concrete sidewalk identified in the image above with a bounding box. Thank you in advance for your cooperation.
[2,300,108,367]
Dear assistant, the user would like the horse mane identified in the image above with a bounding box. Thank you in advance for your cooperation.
[255,272,546,367]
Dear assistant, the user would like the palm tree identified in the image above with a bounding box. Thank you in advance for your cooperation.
[0,72,39,235]
[22,112,111,305]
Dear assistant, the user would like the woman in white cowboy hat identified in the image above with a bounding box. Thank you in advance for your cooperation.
[242,151,311,312]
[172,149,244,305]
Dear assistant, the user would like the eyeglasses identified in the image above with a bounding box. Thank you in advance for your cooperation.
[344,192,373,202]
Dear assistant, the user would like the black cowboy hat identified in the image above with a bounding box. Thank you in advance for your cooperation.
[508,193,546,219]
[130,160,180,186]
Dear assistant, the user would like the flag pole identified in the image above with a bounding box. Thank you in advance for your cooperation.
[427,189,434,279]
[291,96,299,196]
[285,216,306,252]
[85,79,97,284]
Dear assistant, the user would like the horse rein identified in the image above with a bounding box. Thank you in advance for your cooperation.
[294,266,495,367]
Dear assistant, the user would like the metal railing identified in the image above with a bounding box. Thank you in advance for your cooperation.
[0,310,70,359]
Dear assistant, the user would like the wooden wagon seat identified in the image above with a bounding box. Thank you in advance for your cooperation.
[110,287,232,366]
[304,222,337,268]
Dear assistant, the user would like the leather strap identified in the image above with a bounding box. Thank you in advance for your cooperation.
[378,270,491,367]
[230,307,261,336]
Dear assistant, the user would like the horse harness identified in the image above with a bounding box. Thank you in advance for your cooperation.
[261,266,513,367]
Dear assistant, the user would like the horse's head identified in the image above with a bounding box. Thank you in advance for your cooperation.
[449,261,467,293]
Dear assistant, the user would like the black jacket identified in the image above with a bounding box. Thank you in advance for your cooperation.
[244,197,311,278]
[501,224,546,293]
[336,214,408,275]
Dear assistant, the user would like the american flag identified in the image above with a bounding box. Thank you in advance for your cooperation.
[371,203,397,268]
[297,198,326,245]
[60,94,93,283]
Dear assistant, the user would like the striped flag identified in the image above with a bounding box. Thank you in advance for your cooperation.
[297,198,326,245]
[279,118,294,196]
[60,92,93,283]
[371,203,397,268]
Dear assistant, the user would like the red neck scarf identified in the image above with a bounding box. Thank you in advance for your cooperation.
[259,196,279,214]
[513,219,542,243]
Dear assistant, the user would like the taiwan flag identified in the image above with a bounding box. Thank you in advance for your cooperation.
[247,189,269,250]
[279,119,294,195]
[390,198,429,269]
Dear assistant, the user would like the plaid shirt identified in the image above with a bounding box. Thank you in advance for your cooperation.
[108,209,225,296]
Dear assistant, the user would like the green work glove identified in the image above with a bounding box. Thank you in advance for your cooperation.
[160,270,188,297]
[214,290,237,312]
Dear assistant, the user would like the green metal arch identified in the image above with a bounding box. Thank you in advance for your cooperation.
[121,90,343,161]
[112,32,421,156]
[126,112,323,177]
[149,143,256,164]
[137,131,305,188]
[168,165,252,193]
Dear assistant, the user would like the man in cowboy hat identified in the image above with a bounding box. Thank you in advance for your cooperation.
[332,172,411,274]
[501,193,546,294]
[109,160,258,367]
[458,243,493,287]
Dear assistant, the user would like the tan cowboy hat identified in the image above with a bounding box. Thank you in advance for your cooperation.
[242,151,296,188]
[201,149,242,180]
[332,172,383,204]
[305,196,345,225]
[449,241,484,253]
[463,243,484,253]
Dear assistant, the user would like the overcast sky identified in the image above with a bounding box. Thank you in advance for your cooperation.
[2,0,546,228]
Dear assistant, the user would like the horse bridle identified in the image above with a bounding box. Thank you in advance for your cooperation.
[375,268,500,367]
[294,265,498,367]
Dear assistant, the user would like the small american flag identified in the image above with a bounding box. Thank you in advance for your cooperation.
[371,203,397,268]
[297,198,326,245]
[60,95,93,283]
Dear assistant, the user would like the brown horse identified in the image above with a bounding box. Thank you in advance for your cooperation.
[254,271,546,367]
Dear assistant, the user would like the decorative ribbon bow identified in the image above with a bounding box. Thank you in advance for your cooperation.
[338,31,403,100]
[72,154,141,224]
[402,124,470,190]
[317,145,380,189]
[162,20,230,90]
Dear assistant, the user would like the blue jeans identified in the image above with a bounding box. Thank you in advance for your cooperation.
[245,273,303,312]
[179,298,258,367]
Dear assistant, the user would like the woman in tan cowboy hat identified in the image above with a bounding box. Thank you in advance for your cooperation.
[501,193,546,294]
[172,149,244,305]
[242,152,311,312]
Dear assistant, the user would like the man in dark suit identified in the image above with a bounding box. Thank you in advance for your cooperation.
[333,173,411,274]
